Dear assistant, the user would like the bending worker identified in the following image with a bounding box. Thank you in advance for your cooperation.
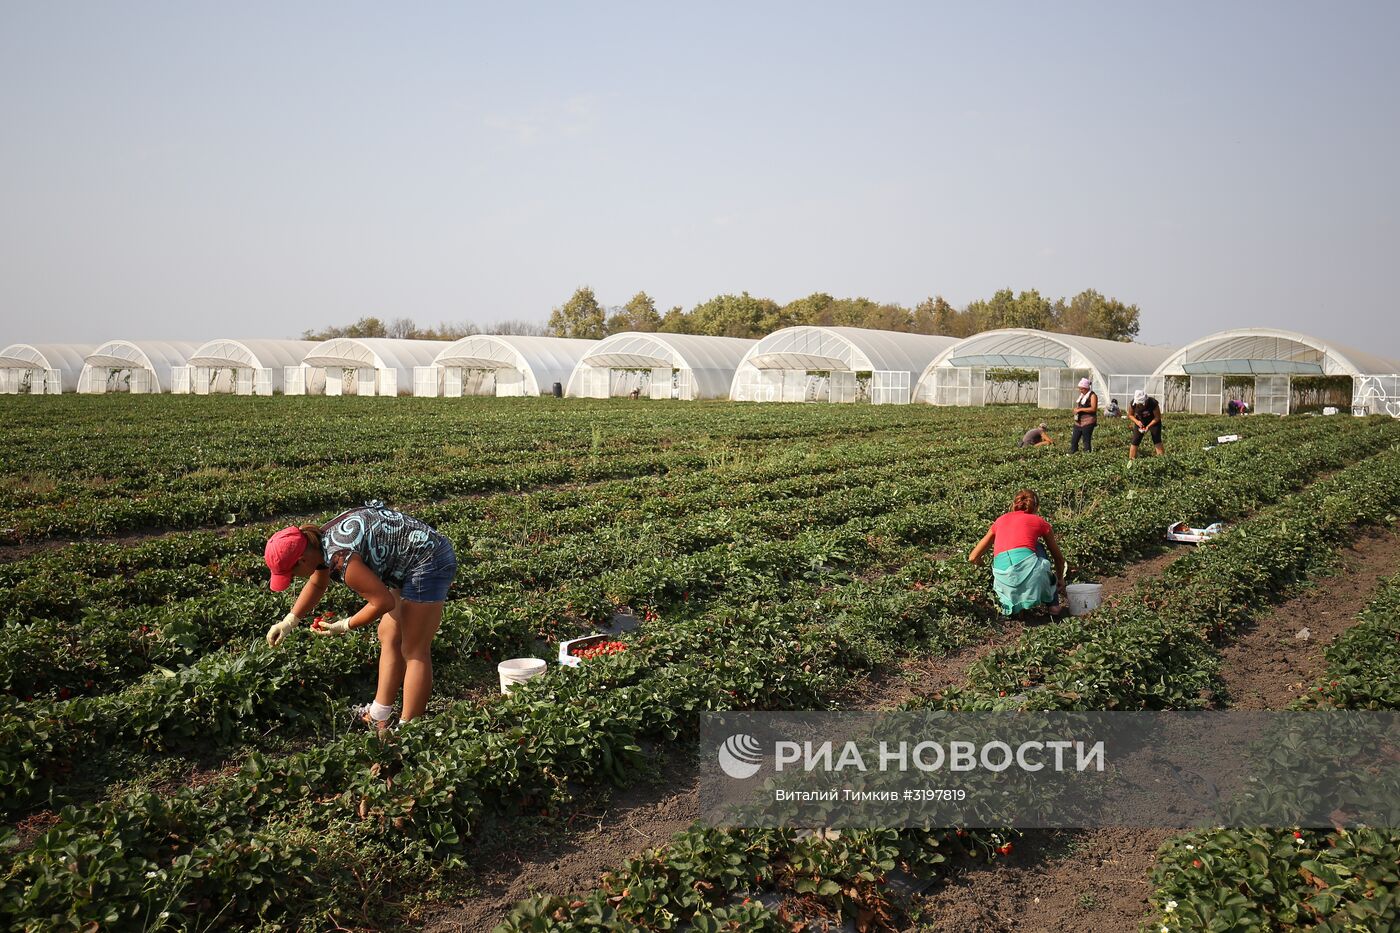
[1128,389,1165,460]
[1019,422,1054,448]
[968,489,1068,618]
[263,500,458,730]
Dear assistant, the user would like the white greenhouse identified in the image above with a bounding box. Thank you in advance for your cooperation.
[566,333,755,400]
[416,335,597,398]
[78,340,201,394]
[731,326,958,404]
[1151,328,1400,415]
[173,339,320,396]
[0,343,95,394]
[295,338,449,397]
[914,329,1175,409]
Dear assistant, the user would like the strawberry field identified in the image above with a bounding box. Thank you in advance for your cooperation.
[1,395,1398,931]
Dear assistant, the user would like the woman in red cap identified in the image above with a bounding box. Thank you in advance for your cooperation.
[264,500,457,730]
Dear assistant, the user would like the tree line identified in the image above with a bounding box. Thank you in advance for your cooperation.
[549,287,1141,342]
[302,287,1142,344]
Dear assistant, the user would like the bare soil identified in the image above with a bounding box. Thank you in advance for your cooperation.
[912,828,1173,932]
[419,753,700,932]
[1218,525,1400,710]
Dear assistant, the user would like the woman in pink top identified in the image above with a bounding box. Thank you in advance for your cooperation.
[968,489,1068,617]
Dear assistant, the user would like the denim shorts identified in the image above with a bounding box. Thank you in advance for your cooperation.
[400,538,458,603]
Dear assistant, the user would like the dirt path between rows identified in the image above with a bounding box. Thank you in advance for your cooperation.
[419,547,1195,932]
[419,753,700,932]
[1218,525,1400,710]
[913,827,1174,932]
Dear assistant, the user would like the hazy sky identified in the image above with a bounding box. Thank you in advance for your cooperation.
[2,1,1397,354]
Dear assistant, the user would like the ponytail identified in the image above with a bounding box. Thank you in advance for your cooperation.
[299,525,323,552]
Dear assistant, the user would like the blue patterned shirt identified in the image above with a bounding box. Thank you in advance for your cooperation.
[319,501,445,589]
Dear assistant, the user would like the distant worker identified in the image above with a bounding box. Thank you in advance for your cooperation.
[1128,389,1165,460]
[1070,377,1098,453]
[263,500,457,731]
[969,489,1068,618]
[1106,398,1122,418]
[628,387,641,400]
[1019,422,1054,448]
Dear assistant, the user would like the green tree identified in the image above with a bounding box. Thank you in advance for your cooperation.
[658,305,690,333]
[686,292,784,338]
[912,296,965,335]
[605,291,662,334]
[548,287,607,340]
[1054,290,1141,341]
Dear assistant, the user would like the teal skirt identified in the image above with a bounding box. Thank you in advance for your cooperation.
[992,546,1059,616]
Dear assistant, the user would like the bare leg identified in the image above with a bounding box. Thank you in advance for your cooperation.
[398,598,444,721]
[374,594,405,709]
[1129,444,1139,460]
[1154,443,1165,457]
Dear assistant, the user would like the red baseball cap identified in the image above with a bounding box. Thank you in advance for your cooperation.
[264,526,308,592]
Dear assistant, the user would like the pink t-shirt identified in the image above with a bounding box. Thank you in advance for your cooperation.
[992,510,1052,555]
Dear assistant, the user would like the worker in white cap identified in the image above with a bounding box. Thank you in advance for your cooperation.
[1070,377,1098,453]
[1128,389,1164,460]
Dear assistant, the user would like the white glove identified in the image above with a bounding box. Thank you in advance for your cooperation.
[311,618,352,636]
[266,612,299,647]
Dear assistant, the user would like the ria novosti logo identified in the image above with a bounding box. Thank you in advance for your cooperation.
[717,733,764,779]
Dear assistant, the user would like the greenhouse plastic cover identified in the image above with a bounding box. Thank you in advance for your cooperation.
[738,327,959,376]
[433,335,597,395]
[1153,328,1400,377]
[188,339,319,373]
[921,329,1175,385]
[570,333,757,399]
[302,337,451,385]
[0,343,95,390]
[82,340,202,392]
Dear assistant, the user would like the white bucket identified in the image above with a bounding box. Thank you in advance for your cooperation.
[1064,583,1104,617]
[498,657,546,694]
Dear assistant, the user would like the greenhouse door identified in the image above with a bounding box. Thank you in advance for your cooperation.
[283,366,305,396]
[674,368,693,400]
[44,369,62,394]
[830,371,858,403]
[1253,375,1289,415]
[355,369,376,396]
[649,367,671,399]
[171,367,192,394]
[235,369,254,396]
[129,369,155,394]
[933,367,985,406]
[1188,376,1223,414]
[253,368,273,396]
[192,367,211,395]
[443,367,463,397]
[377,370,397,397]
[1039,369,1089,410]
[871,371,910,405]
[325,368,343,396]
[413,366,439,398]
